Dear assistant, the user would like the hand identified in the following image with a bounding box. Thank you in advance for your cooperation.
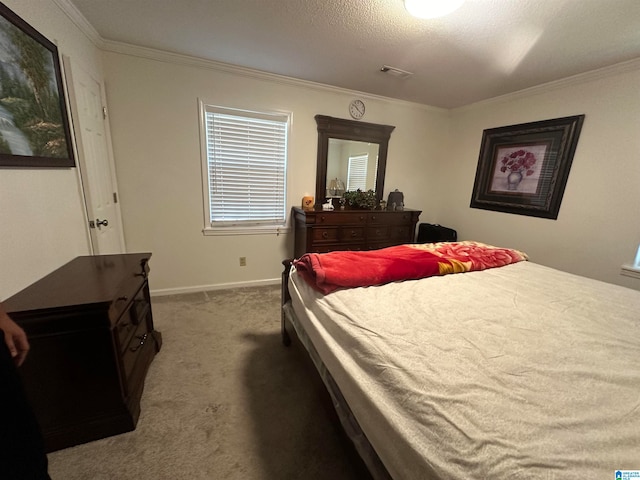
[0,305,29,367]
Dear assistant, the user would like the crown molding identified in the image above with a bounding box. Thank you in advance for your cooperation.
[51,0,104,48]
[48,1,639,113]
[454,57,640,112]
[100,39,640,113]
[100,40,448,114]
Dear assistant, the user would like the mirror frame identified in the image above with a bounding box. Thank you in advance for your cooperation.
[315,114,395,206]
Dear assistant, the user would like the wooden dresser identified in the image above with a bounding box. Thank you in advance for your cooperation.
[4,253,162,452]
[292,206,421,258]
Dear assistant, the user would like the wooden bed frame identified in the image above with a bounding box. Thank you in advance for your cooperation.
[280,260,392,480]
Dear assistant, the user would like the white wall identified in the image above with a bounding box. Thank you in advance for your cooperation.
[0,0,101,299]
[438,63,640,289]
[4,3,636,296]
[101,48,449,293]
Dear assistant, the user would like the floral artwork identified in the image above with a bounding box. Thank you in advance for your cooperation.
[470,115,585,219]
[489,144,547,194]
[500,149,536,176]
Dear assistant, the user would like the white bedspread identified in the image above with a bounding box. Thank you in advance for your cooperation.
[289,261,640,480]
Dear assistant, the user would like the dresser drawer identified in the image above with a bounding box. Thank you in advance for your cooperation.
[390,225,412,241]
[339,226,365,241]
[368,225,390,241]
[115,310,137,353]
[109,275,146,326]
[312,243,365,253]
[315,212,367,225]
[115,286,150,353]
[312,227,339,243]
[121,320,149,382]
[369,211,414,225]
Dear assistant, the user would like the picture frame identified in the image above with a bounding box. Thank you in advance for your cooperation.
[470,115,584,219]
[0,3,75,167]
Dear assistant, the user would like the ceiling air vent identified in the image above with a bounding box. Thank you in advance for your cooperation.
[380,65,414,79]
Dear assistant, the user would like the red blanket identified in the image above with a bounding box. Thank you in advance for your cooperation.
[293,241,528,294]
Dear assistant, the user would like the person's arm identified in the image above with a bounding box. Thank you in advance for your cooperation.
[0,303,29,367]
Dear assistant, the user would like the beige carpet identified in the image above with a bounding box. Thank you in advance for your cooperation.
[47,285,363,479]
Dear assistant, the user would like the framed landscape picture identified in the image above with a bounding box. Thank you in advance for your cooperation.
[0,3,75,167]
[469,115,585,219]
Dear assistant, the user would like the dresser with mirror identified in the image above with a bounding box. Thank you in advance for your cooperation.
[315,114,395,207]
[293,115,421,257]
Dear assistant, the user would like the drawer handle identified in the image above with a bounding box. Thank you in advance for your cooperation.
[130,333,148,352]
[320,215,326,222]
[117,296,128,302]
[359,216,365,221]
[322,231,328,239]
[137,259,149,278]
[351,230,357,237]
[371,216,376,221]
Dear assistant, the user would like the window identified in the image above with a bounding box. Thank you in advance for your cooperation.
[200,104,289,234]
[347,154,369,191]
[621,244,640,279]
[347,154,378,191]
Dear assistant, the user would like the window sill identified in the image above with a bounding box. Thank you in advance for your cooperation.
[620,264,640,280]
[203,225,290,236]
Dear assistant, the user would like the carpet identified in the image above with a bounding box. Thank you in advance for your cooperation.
[47,285,363,479]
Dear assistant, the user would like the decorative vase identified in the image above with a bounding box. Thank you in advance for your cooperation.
[507,171,523,190]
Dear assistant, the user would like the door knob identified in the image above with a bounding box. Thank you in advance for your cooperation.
[96,218,109,227]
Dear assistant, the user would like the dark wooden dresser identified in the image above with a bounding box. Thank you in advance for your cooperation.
[292,206,421,258]
[4,253,162,452]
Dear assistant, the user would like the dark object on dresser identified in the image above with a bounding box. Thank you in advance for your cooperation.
[416,223,457,243]
[386,189,404,209]
[3,253,162,452]
[292,206,421,258]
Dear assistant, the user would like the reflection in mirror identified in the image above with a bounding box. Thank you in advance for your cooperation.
[326,139,380,198]
[315,115,395,207]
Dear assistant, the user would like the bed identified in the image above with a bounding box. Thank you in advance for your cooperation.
[280,242,640,480]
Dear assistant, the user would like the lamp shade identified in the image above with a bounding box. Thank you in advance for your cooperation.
[404,0,464,19]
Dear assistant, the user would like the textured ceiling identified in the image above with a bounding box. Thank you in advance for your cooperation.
[69,0,640,108]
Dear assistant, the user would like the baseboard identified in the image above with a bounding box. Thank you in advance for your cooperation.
[620,265,640,280]
[150,278,280,297]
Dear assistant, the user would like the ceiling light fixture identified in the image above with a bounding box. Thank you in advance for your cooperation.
[404,0,465,19]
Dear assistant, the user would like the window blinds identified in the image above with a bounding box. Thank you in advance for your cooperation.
[205,108,287,226]
[347,154,369,191]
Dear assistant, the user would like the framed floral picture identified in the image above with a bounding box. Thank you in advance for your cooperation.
[0,3,75,167]
[470,115,585,219]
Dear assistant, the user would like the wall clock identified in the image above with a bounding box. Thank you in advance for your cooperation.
[349,99,366,119]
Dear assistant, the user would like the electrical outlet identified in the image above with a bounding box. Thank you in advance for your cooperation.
[239,257,247,267]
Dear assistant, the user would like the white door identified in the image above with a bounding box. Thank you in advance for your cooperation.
[64,57,125,254]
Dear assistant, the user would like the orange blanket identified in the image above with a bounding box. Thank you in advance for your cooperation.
[293,241,528,294]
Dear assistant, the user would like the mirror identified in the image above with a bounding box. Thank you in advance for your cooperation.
[315,115,395,207]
